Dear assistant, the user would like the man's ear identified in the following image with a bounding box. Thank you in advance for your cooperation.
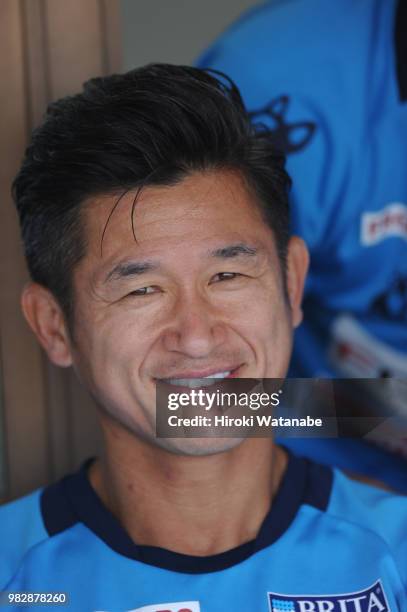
[285,236,309,328]
[21,283,73,367]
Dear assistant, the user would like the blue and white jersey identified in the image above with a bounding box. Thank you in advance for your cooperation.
[197,0,407,381]
[1,453,406,611]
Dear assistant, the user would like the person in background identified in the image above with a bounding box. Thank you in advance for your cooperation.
[197,0,407,491]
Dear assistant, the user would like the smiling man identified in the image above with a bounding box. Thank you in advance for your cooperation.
[0,65,406,611]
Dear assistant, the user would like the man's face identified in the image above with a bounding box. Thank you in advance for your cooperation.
[66,170,306,454]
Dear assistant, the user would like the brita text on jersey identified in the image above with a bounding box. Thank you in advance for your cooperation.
[268,579,389,611]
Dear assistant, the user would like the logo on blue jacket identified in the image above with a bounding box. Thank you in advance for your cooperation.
[268,580,389,611]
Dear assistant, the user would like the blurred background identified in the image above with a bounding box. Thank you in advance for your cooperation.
[0,0,258,502]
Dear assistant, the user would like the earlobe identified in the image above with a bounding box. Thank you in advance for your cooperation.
[21,283,73,367]
[286,236,309,328]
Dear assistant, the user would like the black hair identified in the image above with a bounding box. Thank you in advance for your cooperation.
[12,64,291,329]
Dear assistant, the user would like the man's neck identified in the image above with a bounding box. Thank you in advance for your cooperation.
[89,420,287,557]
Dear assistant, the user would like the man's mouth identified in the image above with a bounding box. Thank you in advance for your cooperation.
[164,370,232,388]
[156,364,243,388]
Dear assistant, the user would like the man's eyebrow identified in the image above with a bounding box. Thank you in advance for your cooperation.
[210,244,259,259]
[104,260,159,283]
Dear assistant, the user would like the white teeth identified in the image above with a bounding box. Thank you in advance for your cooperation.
[165,371,231,388]
[203,371,231,379]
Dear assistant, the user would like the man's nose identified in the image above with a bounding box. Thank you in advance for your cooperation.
[162,292,226,358]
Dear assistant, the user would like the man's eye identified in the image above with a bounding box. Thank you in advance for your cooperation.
[211,272,240,283]
[127,286,157,297]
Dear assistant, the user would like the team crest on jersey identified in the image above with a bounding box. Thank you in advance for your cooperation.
[268,580,389,611]
[127,602,200,612]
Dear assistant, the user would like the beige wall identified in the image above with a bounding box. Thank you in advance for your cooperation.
[0,0,121,502]
[121,0,259,70]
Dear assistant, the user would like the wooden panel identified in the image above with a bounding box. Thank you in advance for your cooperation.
[0,0,122,501]
[22,0,50,128]
[101,0,123,74]
[45,0,104,98]
[0,0,50,500]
